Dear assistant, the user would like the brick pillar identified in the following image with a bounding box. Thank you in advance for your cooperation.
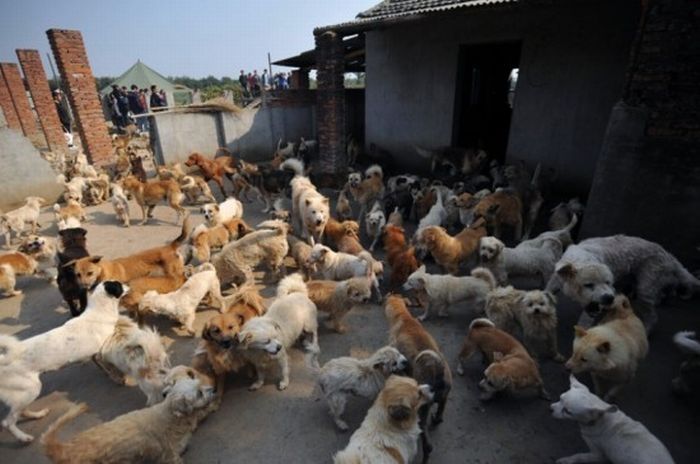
[0,62,39,137]
[47,29,111,165]
[16,49,68,153]
[315,31,346,174]
[0,71,21,130]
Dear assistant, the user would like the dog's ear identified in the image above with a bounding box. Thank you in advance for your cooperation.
[125,344,145,361]
[202,323,214,341]
[322,198,329,205]
[373,361,391,376]
[544,291,557,306]
[619,296,630,310]
[493,351,504,361]
[238,222,248,237]
[237,314,246,326]
[573,325,587,338]
[89,255,103,264]
[596,341,611,354]
[556,263,576,279]
[305,199,311,206]
[388,404,412,422]
[487,204,500,214]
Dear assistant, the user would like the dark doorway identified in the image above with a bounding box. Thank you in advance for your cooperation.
[452,42,522,164]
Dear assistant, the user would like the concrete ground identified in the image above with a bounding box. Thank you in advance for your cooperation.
[0,194,698,463]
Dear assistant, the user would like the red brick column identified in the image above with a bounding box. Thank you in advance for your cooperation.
[16,49,68,153]
[47,29,111,165]
[0,72,21,130]
[0,62,39,137]
[315,30,346,175]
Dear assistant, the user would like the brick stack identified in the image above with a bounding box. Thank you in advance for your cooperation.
[47,29,111,165]
[0,62,39,137]
[16,49,67,153]
[0,71,21,130]
[315,30,346,175]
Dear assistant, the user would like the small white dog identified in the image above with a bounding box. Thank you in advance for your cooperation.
[0,281,127,442]
[551,375,674,464]
[202,197,244,226]
[365,201,386,252]
[479,235,563,286]
[139,263,225,335]
[403,265,496,320]
[317,346,408,430]
[110,182,130,227]
[1,196,45,246]
[308,244,381,294]
[236,274,319,391]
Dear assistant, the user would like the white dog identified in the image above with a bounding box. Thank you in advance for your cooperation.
[403,265,496,320]
[290,168,330,244]
[479,235,563,286]
[139,263,225,335]
[308,244,381,294]
[236,274,319,391]
[415,188,447,239]
[0,281,127,442]
[56,173,87,204]
[365,201,386,252]
[202,197,244,226]
[110,183,130,227]
[1,196,45,246]
[317,346,408,430]
[551,375,674,464]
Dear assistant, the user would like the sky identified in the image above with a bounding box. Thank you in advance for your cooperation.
[0,0,377,79]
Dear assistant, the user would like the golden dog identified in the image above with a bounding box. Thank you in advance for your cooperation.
[122,175,185,224]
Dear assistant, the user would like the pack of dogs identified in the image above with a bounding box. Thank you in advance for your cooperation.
[0,136,695,464]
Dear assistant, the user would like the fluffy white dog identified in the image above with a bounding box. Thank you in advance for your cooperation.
[479,235,563,286]
[403,265,496,320]
[551,375,674,464]
[0,281,127,442]
[290,172,330,244]
[317,346,408,431]
[365,201,387,252]
[201,197,243,226]
[415,188,447,239]
[110,182,130,227]
[236,274,319,391]
[308,244,381,294]
[139,263,225,335]
[1,196,45,246]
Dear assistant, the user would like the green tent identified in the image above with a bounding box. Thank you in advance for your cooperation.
[100,60,192,106]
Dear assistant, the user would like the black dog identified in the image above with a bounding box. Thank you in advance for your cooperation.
[238,161,296,211]
[57,228,89,317]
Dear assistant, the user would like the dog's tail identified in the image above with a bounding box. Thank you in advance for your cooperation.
[169,213,191,248]
[41,403,89,461]
[280,158,304,177]
[469,317,495,331]
[471,267,497,290]
[276,273,307,297]
[674,331,700,355]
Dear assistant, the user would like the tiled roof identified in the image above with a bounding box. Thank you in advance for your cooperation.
[357,0,517,20]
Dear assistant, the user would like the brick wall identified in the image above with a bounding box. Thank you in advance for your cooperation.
[47,29,111,165]
[0,72,21,131]
[0,62,39,137]
[315,31,346,175]
[16,49,67,153]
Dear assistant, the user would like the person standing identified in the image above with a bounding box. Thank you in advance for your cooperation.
[53,89,72,133]
[128,84,147,132]
[150,85,164,111]
[239,70,248,95]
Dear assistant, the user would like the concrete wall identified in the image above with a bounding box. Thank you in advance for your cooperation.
[364,0,639,194]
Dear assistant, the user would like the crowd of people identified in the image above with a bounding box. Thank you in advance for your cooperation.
[105,84,167,132]
[238,69,292,97]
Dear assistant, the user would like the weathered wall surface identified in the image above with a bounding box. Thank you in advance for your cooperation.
[365,0,639,194]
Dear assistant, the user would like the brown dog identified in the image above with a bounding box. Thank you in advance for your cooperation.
[384,295,452,462]
[120,273,186,322]
[122,176,185,225]
[324,217,363,255]
[347,165,385,222]
[383,225,420,290]
[307,277,372,333]
[71,216,189,289]
[0,251,38,296]
[417,218,487,274]
[196,312,249,394]
[223,284,267,325]
[472,190,523,241]
[184,151,237,197]
[190,217,250,263]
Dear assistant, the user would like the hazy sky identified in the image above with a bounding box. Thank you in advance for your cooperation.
[0,0,376,78]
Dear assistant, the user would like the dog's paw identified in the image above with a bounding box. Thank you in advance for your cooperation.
[249,381,264,391]
[10,290,22,296]
[431,413,443,426]
[277,380,289,391]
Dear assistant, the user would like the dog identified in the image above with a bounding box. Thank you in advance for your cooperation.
[1,196,45,246]
[324,217,364,255]
[333,375,433,464]
[222,283,267,324]
[139,263,224,335]
[318,346,408,431]
[0,281,127,442]
[384,294,451,462]
[336,186,353,221]
[179,174,217,204]
[110,182,130,227]
[212,222,289,287]
[387,206,403,227]
[93,316,170,405]
[383,224,420,290]
[457,318,548,401]
[471,190,523,241]
[546,235,700,329]
[347,164,385,222]
[239,157,299,212]
[290,168,330,244]
[566,295,648,401]
[122,175,185,224]
[119,272,187,322]
[365,201,386,252]
[71,217,188,289]
[415,145,488,176]
[18,234,58,281]
[185,151,237,197]
[56,228,90,316]
[53,199,86,225]
[303,276,372,333]
[671,331,700,396]
[201,197,244,226]
[549,197,584,232]
[40,374,216,463]
[403,265,496,320]
[479,235,563,286]
[236,274,319,391]
[56,174,86,204]
[0,251,39,297]
[308,244,381,294]
[417,218,487,274]
[415,188,447,239]
[287,233,316,280]
[189,218,250,263]
[551,375,674,464]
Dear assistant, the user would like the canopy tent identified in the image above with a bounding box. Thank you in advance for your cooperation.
[100,60,192,107]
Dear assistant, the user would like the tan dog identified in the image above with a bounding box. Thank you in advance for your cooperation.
[457,318,548,401]
[305,277,372,333]
[383,224,420,290]
[0,251,38,296]
[347,165,385,222]
[472,190,523,241]
[335,187,353,221]
[179,174,217,204]
[53,200,87,224]
[566,295,648,401]
[196,312,250,394]
[287,234,315,280]
[184,151,237,197]
[324,217,364,255]
[72,216,189,289]
[120,273,187,322]
[223,284,267,325]
[418,217,487,274]
[122,175,185,224]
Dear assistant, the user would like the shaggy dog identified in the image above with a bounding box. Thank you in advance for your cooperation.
[335,186,353,221]
[324,217,364,255]
[109,183,130,227]
[122,175,185,224]
[290,169,330,244]
[384,295,451,462]
[546,235,700,328]
[551,375,674,464]
[457,318,548,401]
[303,276,373,333]
[485,287,564,361]
[18,234,58,281]
[211,222,289,287]
[479,235,563,286]
[236,274,319,391]
[189,218,250,263]
[185,151,237,197]
[287,233,316,280]
[56,228,90,316]
[93,316,170,405]
[201,197,244,226]
[549,198,584,232]
[365,201,386,252]
[179,174,217,205]
[1,196,45,246]
[222,284,267,324]
[417,218,487,274]
[0,251,38,297]
[566,295,648,401]
[0,281,126,442]
[308,244,382,294]
[40,375,216,463]
[403,265,496,320]
[348,165,385,222]
[119,273,187,322]
[71,217,189,289]
[471,190,523,241]
[238,157,299,212]
[383,224,420,290]
[333,375,433,464]
[53,199,87,224]
[139,263,225,335]
[318,346,408,431]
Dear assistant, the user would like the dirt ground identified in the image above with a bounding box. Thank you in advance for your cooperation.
[0,193,698,463]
